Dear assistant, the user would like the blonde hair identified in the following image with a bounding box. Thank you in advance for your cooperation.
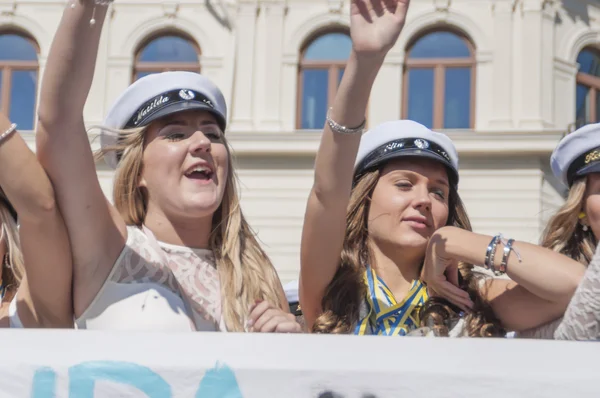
[312,168,504,337]
[0,189,24,295]
[95,125,285,331]
[540,178,596,265]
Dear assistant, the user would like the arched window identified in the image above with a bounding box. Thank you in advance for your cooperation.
[297,31,352,130]
[0,32,39,130]
[133,33,201,81]
[575,48,600,127]
[403,30,475,129]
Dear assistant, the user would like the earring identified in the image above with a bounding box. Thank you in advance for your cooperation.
[579,212,589,232]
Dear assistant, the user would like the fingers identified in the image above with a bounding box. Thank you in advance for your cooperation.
[352,0,373,22]
[246,300,270,330]
[258,314,301,333]
[435,281,474,312]
[251,308,281,331]
[353,0,401,18]
[392,0,411,16]
[247,301,301,333]
[275,320,303,333]
[371,0,385,17]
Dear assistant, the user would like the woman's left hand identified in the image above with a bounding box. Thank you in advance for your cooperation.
[421,228,474,311]
[247,300,302,333]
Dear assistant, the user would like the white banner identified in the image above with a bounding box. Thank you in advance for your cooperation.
[0,329,598,397]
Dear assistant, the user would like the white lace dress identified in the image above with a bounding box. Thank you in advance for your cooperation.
[74,225,225,332]
[553,244,600,340]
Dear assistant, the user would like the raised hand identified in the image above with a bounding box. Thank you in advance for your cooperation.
[421,232,474,312]
[350,0,411,55]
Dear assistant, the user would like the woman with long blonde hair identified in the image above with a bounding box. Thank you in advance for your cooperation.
[543,125,598,264]
[35,0,299,333]
[531,123,600,340]
[0,112,72,328]
[300,0,587,338]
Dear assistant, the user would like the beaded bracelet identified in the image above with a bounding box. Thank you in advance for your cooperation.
[326,108,366,135]
[71,0,114,26]
[0,123,17,145]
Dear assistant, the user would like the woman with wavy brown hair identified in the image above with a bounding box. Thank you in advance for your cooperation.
[300,0,587,338]
[35,0,299,333]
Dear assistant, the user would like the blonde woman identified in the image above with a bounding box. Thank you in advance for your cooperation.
[0,113,72,328]
[531,123,600,340]
[543,123,598,264]
[35,0,298,333]
[300,0,586,337]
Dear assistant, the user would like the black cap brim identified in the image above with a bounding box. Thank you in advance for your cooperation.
[573,161,600,182]
[358,149,459,186]
[137,101,226,131]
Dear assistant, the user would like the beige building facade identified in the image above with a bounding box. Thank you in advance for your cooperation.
[1,0,599,282]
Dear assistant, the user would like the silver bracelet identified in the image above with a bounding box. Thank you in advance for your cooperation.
[326,108,366,135]
[499,237,522,274]
[0,123,17,145]
[484,234,501,270]
[488,236,501,274]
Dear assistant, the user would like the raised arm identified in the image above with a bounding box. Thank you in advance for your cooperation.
[422,226,586,332]
[299,0,411,328]
[0,114,72,327]
[35,0,126,318]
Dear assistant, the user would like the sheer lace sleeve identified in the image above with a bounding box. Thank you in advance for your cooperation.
[554,245,600,341]
[516,317,561,339]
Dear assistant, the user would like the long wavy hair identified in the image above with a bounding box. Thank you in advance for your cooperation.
[540,178,596,264]
[0,188,24,299]
[311,167,504,337]
[95,125,285,331]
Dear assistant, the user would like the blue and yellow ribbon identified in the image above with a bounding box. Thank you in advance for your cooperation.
[354,266,428,336]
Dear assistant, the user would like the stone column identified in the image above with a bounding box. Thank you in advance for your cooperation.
[229,0,259,132]
[258,0,286,131]
[488,0,514,130]
[516,0,555,129]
